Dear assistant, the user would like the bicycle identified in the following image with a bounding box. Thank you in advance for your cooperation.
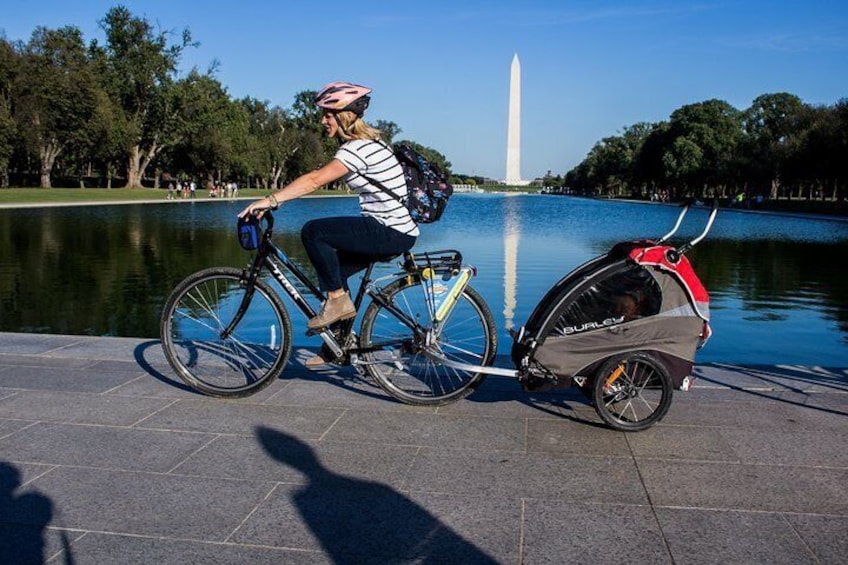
[159,211,498,405]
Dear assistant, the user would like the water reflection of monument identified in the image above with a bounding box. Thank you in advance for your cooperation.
[503,196,520,330]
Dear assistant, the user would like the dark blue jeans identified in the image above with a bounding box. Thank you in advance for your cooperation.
[301,216,416,292]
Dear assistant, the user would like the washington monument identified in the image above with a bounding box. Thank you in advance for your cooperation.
[505,53,526,186]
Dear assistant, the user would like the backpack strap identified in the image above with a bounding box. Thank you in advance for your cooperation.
[364,175,403,204]
[359,140,406,205]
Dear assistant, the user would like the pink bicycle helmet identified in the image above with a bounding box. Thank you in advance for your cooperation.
[314,81,372,116]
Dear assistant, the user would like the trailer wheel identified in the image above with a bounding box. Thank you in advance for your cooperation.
[592,352,672,431]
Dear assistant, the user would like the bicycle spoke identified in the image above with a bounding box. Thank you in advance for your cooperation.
[360,278,495,405]
[161,269,292,398]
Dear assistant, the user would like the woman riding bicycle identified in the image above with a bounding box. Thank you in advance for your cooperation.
[239,81,418,367]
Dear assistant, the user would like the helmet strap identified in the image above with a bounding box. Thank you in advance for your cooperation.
[333,113,351,137]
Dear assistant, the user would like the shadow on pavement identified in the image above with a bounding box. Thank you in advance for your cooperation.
[0,461,73,565]
[133,340,197,393]
[256,426,499,563]
[696,363,848,417]
[134,340,403,403]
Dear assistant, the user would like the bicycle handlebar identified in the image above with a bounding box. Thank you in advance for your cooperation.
[258,209,275,231]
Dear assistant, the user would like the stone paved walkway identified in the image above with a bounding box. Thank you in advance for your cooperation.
[0,332,846,564]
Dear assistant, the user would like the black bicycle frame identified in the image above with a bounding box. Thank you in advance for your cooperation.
[222,220,425,356]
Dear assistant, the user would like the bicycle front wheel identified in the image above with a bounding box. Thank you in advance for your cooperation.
[160,267,292,397]
[359,278,497,406]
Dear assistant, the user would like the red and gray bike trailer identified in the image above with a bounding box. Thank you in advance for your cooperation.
[510,202,716,430]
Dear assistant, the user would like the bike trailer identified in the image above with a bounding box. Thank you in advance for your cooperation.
[512,205,715,392]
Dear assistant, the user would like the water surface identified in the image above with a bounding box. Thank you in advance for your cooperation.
[1,194,846,366]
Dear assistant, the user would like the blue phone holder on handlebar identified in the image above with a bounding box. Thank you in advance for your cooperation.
[237,215,262,250]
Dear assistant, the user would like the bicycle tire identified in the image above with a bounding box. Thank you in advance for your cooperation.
[160,267,292,397]
[359,277,497,406]
[592,351,672,431]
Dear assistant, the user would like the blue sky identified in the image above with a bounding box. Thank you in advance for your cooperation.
[3,1,847,180]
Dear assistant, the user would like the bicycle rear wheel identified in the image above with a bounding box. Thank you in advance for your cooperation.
[160,267,292,397]
[359,278,496,406]
[592,352,672,431]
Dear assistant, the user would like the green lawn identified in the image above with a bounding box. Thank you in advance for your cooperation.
[0,185,538,206]
[0,187,352,205]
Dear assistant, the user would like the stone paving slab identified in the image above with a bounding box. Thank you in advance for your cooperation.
[49,533,331,565]
[405,450,649,505]
[322,410,527,451]
[525,418,632,458]
[639,460,848,514]
[626,425,742,462]
[22,466,274,540]
[782,514,848,565]
[0,422,216,472]
[521,501,670,564]
[136,398,345,438]
[0,331,845,564]
[655,508,819,564]
[0,390,175,426]
[171,434,421,488]
[0,365,143,393]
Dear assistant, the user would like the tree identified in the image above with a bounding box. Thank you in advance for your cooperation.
[665,99,742,197]
[396,140,452,177]
[569,94,848,204]
[289,90,321,132]
[168,70,242,182]
[829,99,848,201]
[662,137,703,193]
[790,100,848,201]
[14,26,99,188]
[741,92,806,198]
[285,129,325,184]
[630,122,670,193]
[239,97,299,188]
[585,136,630,195]
[289,88,338,163]
[0,36,19,187]
[373,119,401,144]
[96,6,194,187]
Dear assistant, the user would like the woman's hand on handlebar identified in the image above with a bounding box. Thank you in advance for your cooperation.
[238,197,276,219]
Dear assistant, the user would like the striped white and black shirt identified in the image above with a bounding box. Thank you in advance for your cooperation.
[334,139,419,237]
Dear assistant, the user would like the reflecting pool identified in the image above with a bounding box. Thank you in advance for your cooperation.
[2,194,847,366]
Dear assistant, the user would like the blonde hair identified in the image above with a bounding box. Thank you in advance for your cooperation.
[334,111,382,142]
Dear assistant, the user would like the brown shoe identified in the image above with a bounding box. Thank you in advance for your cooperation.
[304,353,329,369]
[307,292,356,329]
[304,343,336,369]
